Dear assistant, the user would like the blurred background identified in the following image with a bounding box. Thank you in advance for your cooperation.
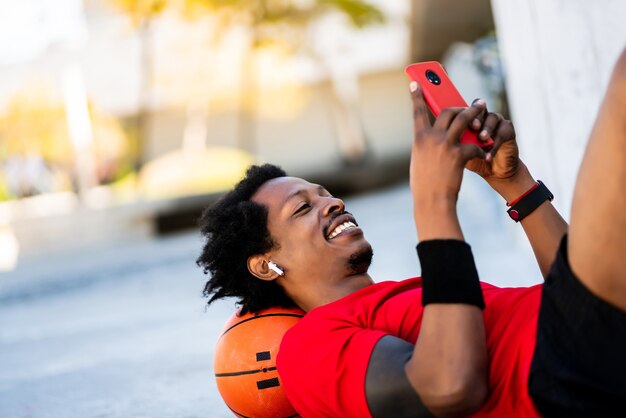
[0,0,504,262]
[0,0,624,417]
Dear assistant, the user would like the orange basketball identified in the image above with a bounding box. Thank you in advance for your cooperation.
[214,306,305,418]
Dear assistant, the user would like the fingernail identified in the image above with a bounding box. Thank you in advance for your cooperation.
[475,98,485,105]
[486,153,492,161]
[409,81,418,92]
[480,130,488,138]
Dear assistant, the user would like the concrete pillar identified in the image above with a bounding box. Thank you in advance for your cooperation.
[490,0,626,218]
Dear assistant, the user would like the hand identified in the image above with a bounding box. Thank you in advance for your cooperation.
[409,82,486,237]
[465,102,520,183]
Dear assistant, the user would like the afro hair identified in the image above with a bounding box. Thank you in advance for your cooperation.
[197,164,297,314]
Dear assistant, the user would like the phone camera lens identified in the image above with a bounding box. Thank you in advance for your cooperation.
[425,70,441,85]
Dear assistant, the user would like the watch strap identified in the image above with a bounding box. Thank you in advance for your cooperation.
[507,181,553,222]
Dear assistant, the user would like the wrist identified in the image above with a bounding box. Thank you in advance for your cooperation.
[486,163,537,202]
[506,180,553,222]
[417,240,485,309]
[414,198,463,241]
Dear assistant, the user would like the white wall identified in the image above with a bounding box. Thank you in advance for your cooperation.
[490,0,626,219]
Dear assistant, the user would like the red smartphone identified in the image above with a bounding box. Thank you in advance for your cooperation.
[405,61,494,150]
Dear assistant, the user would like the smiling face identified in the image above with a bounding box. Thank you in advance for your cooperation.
[249,176,374,311]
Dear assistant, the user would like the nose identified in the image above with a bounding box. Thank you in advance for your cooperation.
[323,197,345,217]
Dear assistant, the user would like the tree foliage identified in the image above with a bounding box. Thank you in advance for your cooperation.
[0,88,132,198]
[110,0,384,43]
[108,0,169,25]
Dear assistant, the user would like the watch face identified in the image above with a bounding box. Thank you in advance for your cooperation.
[508,209,520,221]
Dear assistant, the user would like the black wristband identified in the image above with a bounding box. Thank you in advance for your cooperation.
[417,240,485,309]
[507,180,553,222]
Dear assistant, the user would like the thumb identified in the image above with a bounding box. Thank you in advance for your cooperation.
[410,81,431,133]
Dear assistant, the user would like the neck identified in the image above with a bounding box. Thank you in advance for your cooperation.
[292,272,375,313]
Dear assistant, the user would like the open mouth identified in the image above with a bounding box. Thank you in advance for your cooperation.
[325,214,360,240]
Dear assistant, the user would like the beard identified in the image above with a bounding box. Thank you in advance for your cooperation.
[347,243,374,274]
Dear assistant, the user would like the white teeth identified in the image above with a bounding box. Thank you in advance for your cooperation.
[327,221,357,239]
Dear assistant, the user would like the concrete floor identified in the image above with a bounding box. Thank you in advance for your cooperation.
[0,173,543,418]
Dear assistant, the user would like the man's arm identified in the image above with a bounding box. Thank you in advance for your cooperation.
[568,47,626,312]
[366,336,435,418]
[409,87,489,417]
[465,108,568,277]
[487,164,568,277]
[367,85,489,418]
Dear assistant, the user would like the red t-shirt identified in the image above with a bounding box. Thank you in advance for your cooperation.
[277,278,542,418]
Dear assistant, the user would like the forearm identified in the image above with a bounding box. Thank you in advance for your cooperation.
[410,305,487,417]
[406,239,488,417]
[487,163,568,277]
[407,90,489,415]
[413,197,464,241]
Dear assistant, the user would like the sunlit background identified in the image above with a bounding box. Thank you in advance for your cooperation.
[1,0,625,417]
[0,0,505,267]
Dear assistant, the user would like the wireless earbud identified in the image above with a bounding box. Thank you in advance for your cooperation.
[268,261,284,276]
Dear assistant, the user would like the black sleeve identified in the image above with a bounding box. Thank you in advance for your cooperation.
[365,335,435,418]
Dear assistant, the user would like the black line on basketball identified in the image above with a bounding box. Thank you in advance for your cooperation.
[256,377,280,390]
[220,313,304,338]
[226,404,251,418]
[215,366,277,377]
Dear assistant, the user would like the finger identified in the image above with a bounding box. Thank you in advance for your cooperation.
[486,120,516,160]
[459,143,487,164]
[485,137,502,162]
[445,102,486,145]
[470,98,487,131]
[478,112,502,143]
[410,81,431,133]
[432,107,465,131]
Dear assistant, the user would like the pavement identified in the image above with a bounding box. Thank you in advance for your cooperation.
[0,173,543,418]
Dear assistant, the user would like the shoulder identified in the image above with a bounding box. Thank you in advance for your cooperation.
[481,282,543,311]
[301,278,423,321]
[278,277,424,370]
[277,314,388,417]
[281,278,425,352]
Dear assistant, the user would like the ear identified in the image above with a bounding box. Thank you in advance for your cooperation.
[247,254,281,281]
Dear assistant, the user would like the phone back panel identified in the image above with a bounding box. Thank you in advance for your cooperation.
[405,61,468,114]
[405,61,493,149]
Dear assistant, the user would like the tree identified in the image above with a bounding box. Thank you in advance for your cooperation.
[180,0,384,156]
[108,0,168,166]
[109,0,385,160]
[0,86,130,199]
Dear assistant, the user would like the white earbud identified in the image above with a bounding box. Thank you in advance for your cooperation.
[268,261,284,276]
